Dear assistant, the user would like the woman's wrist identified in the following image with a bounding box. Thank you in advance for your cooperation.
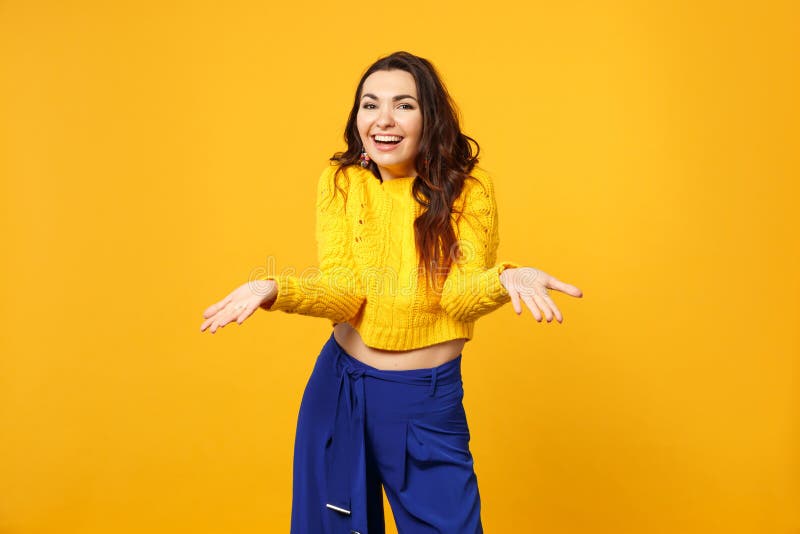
[253,278,278,310]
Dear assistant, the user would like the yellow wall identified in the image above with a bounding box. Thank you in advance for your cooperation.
[1,1,797,532]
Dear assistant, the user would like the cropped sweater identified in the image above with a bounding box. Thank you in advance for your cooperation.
[257,163,520,350]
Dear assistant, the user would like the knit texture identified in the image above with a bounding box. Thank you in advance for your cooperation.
[259,163,519,350]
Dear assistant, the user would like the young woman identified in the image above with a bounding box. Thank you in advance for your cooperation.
[200,51,583,533]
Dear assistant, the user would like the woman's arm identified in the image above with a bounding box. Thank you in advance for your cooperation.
[257,165,365,323]
[437,168,584,324]
[438,169,521,322]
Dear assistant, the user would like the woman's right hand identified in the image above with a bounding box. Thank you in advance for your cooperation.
[199,279,277,334]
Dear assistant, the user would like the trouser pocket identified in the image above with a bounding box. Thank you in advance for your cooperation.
[402,400,473,490]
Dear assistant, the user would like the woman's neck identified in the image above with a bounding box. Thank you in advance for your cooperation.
[377,164,417,181]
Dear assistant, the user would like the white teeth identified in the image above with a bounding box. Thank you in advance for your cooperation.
[374,135,403,142]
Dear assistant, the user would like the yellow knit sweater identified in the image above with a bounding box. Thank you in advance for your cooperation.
[258,163,520,350]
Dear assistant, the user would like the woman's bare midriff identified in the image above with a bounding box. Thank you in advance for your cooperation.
[333,322,466,371]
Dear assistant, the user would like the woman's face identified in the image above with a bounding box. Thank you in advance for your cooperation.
[356,69,423,180]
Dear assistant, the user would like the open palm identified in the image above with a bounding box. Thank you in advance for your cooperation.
[199,279,277,334]
[499,267,583,323]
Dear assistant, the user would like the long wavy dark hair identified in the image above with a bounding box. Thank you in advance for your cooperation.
[331,51,481,293]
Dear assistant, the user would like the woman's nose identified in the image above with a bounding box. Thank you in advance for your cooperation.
[376,106,395,127]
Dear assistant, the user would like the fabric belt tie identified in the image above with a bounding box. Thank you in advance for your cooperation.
[324,355,443,534]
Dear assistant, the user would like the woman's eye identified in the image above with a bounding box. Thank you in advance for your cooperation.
[361,103,377,110]
[399,103,415,110]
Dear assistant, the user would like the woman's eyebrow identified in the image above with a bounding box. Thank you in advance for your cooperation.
[361,93,419,102]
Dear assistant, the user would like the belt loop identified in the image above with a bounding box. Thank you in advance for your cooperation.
[428,367,438,397]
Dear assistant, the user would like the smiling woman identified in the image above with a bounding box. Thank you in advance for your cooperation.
[199,50,583,533]
[357,70,423,180]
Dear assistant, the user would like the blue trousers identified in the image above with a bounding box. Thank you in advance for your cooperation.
[291,332,483,533]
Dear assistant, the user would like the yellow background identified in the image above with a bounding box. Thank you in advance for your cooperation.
[1,0,797,532]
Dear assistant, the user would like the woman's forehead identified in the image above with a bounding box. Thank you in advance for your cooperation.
[361,70,417,98]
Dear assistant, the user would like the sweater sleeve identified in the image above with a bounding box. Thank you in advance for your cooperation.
[438,169,520,322]
[257,165,365,323]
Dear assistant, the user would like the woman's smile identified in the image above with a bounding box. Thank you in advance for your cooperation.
[371,134,405,151]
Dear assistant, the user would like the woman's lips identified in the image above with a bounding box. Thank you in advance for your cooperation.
[372,135,403,152]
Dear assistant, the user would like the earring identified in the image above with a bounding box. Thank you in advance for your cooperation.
[359,149,370,168]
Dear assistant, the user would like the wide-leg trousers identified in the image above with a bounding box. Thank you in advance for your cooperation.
[290,332,483,533]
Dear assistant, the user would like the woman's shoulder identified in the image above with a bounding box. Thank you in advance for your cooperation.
[454,165,498,211]
[464,165,496,191]
[317,162,373,188]
[315,163,374,209]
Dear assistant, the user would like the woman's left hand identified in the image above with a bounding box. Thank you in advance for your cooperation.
[499,267,583,323]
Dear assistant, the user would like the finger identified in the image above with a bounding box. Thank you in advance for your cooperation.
[542,293,564,323]
[201,310,224,332]
[217,306,238,330]
[211,311,231,332]
[211,313,232,333]
[508,288,522,315]
[520,293,543,321]
[203,295,233,318]
[236,305,254,325]
[532,293,554,322]
[219,302,249,328]
[203,301,224,319]
[547,278,583,298]
[210,306,235,333]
